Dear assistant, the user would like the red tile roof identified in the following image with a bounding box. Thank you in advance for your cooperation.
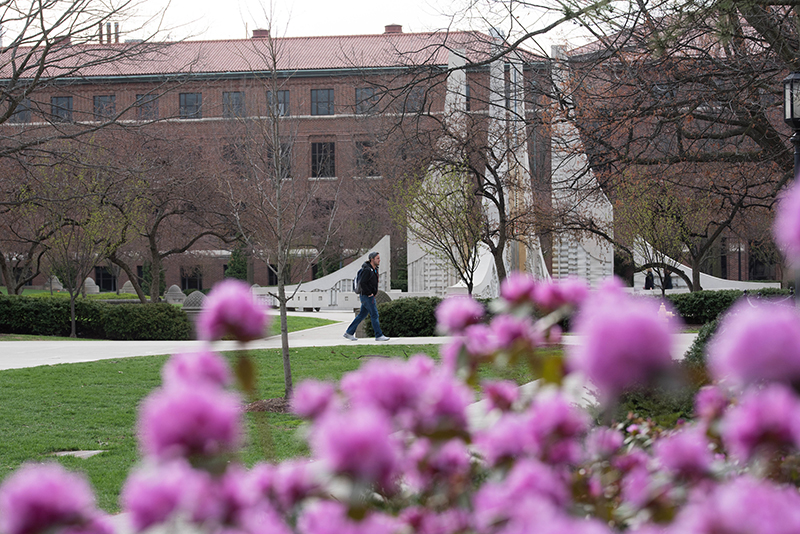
[0,30,541,80]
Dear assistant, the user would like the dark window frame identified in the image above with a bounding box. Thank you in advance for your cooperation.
[179,92,202,119]
[355,87,378,114]
[355,140,378,177]
[222,91,246,118]
[311,88,334,116]
[93,95,116,120]
[50,96,73,122]
[267,90,290,116]
[9,98,31,124]
[311,141,336,178]
[135,94,159,120]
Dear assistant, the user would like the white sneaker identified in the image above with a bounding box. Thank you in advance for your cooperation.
[376,335,390,341]
[343,333,358,341]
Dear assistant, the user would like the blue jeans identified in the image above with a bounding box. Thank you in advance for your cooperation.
[346,295,384,338]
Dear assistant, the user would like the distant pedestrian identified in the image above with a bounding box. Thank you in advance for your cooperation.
[644,269,654,290]
[343,252,390,341]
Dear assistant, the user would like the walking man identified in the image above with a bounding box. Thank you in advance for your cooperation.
[343,252,390,341]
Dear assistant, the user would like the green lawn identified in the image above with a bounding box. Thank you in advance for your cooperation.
[0,342,540,512]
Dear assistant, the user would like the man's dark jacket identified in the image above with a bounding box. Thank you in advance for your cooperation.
[357,261,379,296]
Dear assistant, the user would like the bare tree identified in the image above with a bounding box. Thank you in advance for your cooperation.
[218,26,342,399]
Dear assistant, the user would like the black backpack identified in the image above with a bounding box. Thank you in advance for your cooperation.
[353,267,365,294]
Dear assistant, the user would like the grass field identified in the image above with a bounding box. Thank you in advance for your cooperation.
[0,341,538,512]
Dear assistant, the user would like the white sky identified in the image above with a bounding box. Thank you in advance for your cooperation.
[127,0,590,53]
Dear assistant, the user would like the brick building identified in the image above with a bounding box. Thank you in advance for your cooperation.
[0,25,551,294]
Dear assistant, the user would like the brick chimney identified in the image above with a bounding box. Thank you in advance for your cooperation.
[384,24,403,34]
[114,22,119,43]
[252,29,270,39]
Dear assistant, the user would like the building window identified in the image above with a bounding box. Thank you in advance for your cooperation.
[223,91,246,118]
[404,87,425,113]
[311,142,335,178]
[465,83,471,111]
[93,95,116,119]
[8,98,31,123]
[135,94,159,120]
[50,96,73,122]
[94,266,116,292]
[180,266,203,291]
[355,87,378,114]
[355,141,378,177]
[311,89,334,115]
[268,264,278,286]
[179,93,202,119]
[267,90,289,116]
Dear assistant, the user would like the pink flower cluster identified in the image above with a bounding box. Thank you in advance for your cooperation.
[196,279,270,342]
[11,269,800,534]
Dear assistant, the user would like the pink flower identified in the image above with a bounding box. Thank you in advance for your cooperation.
[311,406,399,489]
[251,460,320,513]
[500,272,537,306]
[400,507,471,534]
[291,380,338,419]
[197,279,269,342]
[297,500,402,534]
[720,383,800,461]
[489,314,541,352]
[533,277,589,311]
[473,464,570,532]
[585,427,624,459]
[462,324,498,358]
[708,300,800,388]
[0,463,99,534]
[162,350,232,388]
[121,459,212,530]
[482,380,519,412]
[414,371,474,437]
[435,296,485,335]
[340,358,425,418]
[527,391,590,465]
[671,476,800,533]
[475,413,531,465]
[774,181,800,267]
[567,280,678,399]
[138,384,243,461]
[694,385,730,421]
[653,426,713,479]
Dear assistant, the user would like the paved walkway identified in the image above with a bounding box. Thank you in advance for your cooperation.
[0,310,699,370]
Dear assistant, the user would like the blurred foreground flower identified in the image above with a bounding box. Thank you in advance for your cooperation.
[197,279,269,342]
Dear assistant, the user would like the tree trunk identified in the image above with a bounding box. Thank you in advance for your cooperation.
[277,280,293,399]
[109,253,149,303]
[691,256,703,292]
[69,293,77,338]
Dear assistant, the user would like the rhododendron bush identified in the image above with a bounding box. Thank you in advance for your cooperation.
[6,225,800,534]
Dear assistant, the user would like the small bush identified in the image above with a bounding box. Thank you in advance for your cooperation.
[683,318,719,369]
[666,288,791,324]
[0,295,190,340]
[366,296,443,337]
[103,303,191,340]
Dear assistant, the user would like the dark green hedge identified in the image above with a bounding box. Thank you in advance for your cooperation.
[364,295,497,338]
[366,296,443,338]
[0,295,190,340]
[666,288,791,324]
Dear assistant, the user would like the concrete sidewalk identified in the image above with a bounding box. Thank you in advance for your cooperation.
[0,310,698,371]
[0,311,445,371]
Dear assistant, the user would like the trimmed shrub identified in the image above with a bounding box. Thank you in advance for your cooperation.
[0,295,190,340]
[666,288,791,324]
[366,296,443,337]
[102,303,191,340]
[683,317,720,369]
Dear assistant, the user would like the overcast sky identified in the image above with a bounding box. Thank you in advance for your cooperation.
[127,0,588,53]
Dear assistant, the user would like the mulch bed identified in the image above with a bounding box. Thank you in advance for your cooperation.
[244,398,291,414]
